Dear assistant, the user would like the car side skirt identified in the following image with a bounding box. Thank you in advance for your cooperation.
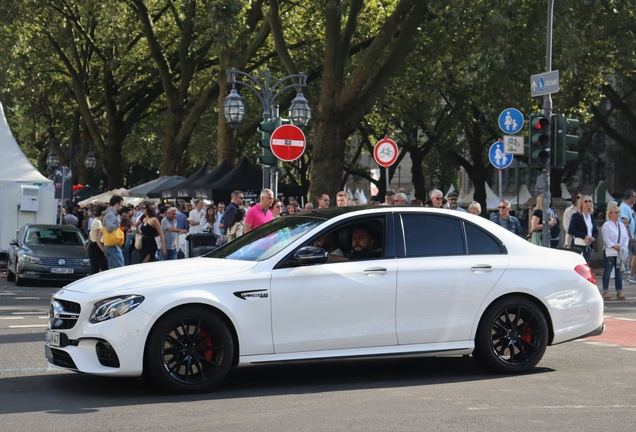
[238,341,473,366]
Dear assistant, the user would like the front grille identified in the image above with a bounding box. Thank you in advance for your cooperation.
[96,341,120,368]
[40,258,87,267]
[50,348,77,369]
[50,299,81,330]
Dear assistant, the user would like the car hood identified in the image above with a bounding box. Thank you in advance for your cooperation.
[63,258,258,294]
[23,244,89,259]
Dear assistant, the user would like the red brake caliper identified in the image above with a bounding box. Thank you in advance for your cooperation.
[521,325,532,343]
[201,329,213,361]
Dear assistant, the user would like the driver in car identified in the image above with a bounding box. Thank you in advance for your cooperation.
[314,233,348,262]
[349,227,376,260]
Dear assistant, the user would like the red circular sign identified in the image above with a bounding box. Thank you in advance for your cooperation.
[270,125,306,162]
[373,137,398,167]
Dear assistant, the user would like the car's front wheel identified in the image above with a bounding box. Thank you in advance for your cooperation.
[6,261,15,282]
[474,296,548,374]
[145,306,234,393]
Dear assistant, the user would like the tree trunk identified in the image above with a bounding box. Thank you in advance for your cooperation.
[309,111,345,204]
[160,110,184,175]
[408,149,427,201]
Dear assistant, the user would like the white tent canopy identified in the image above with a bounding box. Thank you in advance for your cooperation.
[0,102,56,254]
[508,184,533,207]
[457,183,501,209]
[561,183,572,200]
[444,184,457,198]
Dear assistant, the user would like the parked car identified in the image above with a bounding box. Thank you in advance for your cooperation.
[7,224,91,286]
[44,207,603,393]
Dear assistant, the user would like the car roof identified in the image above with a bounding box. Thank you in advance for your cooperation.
[25,224,82,231]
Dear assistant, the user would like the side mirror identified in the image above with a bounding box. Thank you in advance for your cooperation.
[293,246,328,265]
[9,239,19,247]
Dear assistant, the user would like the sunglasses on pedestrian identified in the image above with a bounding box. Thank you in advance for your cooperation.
[498,206,508,209]
[583,200,592,203]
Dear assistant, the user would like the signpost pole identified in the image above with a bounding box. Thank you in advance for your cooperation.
[386,168,390,196]
[498,169,503,203]
[58,166,66,225]
[541,0,555,248]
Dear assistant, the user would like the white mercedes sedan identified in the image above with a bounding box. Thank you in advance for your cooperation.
[45,207,604,393]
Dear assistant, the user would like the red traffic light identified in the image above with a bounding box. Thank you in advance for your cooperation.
[531,116,549,130]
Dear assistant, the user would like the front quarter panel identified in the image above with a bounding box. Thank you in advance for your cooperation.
[137,262,274,356]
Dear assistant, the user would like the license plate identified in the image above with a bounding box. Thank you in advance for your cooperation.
[50,268,74,274]
[45,329,60,347]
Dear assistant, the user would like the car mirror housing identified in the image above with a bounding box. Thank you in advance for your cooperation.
[293,246,328,265]
[10,239,19,247]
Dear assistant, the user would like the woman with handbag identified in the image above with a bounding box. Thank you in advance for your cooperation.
[88,204,108,273]
[568,195,598,264]
[529,194,556,246]
[601,202,628,301]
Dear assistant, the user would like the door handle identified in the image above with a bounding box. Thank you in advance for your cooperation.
[471,264,493,273]
[363,267,388,275]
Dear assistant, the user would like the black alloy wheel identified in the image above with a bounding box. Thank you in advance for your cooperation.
[146,306,234,393]
[474,296,548,374]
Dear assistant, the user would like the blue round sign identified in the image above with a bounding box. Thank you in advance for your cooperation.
[489,141,513,169]
[498,108,524,134]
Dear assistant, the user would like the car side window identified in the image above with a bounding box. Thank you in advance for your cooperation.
[401,214,464,257]
[465,222,505,254]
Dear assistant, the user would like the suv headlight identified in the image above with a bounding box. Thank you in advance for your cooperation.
[21,254,41,264]
[89,295,145,324]
[82,259,91,266]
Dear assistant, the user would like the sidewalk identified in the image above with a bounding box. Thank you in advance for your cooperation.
[592,267,636,302]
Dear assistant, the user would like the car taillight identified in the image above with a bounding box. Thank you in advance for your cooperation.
[575,264,596,285]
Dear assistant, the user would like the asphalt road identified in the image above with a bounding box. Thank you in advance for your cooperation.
[1,275,636,431]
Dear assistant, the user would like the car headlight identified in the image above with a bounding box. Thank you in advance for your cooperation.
[82,259,91,266]
[20,254,41,264]
[89,295,145,324]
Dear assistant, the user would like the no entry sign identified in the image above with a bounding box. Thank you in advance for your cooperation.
[373,137,398,168]
[270,125,306,162]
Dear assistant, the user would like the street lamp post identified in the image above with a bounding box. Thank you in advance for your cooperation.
[222,68,311,190]
[46,139,98,224]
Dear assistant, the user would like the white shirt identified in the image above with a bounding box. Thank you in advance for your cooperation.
[583,212,594,237]
[562,205,577,247]
[602,220,628,257]
[188,208,204,234]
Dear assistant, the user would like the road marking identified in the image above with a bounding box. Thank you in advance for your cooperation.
[14,297,40,300]
[621,348,636,352]
[37,316,48,319]
[0,317,24,320]
[614,317,636,322]
[8,324,48,328]
[12,312,47,315]
[583,341,620,347]
[468,404,636,411]
[0,292,17,295]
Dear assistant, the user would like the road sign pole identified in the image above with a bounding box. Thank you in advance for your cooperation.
[541,0,555,248]
[498,169,503,203]
[386,168,390,196]
[59,166,66,225]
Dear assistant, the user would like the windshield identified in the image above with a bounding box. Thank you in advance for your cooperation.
[25,228,85,246]
[209,216,324,261]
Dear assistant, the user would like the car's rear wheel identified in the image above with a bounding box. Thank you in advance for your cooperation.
[474,296,548,374]
[145,306,234,393]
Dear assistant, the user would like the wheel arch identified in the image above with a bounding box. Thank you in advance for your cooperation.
[476,292,555,346]
[143,303,241,370]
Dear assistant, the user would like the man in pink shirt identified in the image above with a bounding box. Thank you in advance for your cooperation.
[244,189,274,232]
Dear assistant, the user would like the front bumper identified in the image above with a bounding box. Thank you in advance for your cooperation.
[19,262,91,282]
[44,299,154,377]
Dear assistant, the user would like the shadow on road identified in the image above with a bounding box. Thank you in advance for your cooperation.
[0,356,554,415]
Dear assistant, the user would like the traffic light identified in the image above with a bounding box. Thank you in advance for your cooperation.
[554,113,580,167]
[257,120,278,166]
[529,113,550,167]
